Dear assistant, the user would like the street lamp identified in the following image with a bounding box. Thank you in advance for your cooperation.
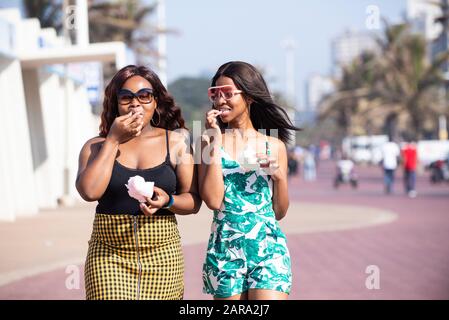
[59,0,89,206]
[281,37,297,108]
[281,37,297,146]
[157,0,167,86]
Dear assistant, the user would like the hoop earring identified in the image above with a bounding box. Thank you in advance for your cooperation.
[151,108,161,126]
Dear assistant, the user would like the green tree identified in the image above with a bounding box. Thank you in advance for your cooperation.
[319,51,379,140]
[23,0,168,66]
[374,23,449,139]
[319,22,449,141]
[168,76,211,126]
[24,0,64,32]
[87,0,161,65]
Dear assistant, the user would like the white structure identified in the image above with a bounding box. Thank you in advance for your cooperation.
[407,0,443,41]
[407,0,448,79]
[331,29,379,76]
[157,0,167,86]
[305,73,334,113]
[342,135,388,164]
[0,8,127,221]
[281,38,297,109]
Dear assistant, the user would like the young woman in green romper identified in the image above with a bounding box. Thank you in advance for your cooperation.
[199,61,300,300]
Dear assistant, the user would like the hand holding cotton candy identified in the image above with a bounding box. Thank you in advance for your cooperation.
[238,146,260,172]
[125,175,154,203]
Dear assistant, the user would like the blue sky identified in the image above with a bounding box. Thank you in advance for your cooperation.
[165,0,406,107]
[0,0,407,107]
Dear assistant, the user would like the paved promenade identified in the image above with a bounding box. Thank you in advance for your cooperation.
[0,160,448,299]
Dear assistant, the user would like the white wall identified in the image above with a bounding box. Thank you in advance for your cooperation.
[0,7,119,220]
[0,58,38,221]
[66,77,100,200]
[22,67,100,209]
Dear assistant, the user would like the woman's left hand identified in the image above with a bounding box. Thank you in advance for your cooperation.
[257,154,284,181]
[140,186,170,215]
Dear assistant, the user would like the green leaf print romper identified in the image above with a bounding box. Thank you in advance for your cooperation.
[202,146,292,298]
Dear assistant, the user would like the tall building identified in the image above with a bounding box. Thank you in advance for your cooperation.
[407,0,442,41]
[301,73,334,124]
[331,29,379,76]
[306,74,335,113]
[407,0,449,83]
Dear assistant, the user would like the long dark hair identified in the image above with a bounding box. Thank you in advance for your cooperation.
[99,65,186,137]
[211,61,300,143]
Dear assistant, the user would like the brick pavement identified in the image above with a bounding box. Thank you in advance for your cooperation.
[0,160,448,299]
[183,162,449,299]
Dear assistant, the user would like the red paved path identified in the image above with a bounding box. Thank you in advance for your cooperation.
[1,161,448,299]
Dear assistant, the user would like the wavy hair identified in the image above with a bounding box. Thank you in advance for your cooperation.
[211,61,300,143]
[99,65,186,137]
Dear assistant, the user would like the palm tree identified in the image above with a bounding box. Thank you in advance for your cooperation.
[23,0,170,66]
[23,0,64,32]
[374,22,449,139]
[320,22,449,140]
[87,0,165,65]
[318,51,379,139]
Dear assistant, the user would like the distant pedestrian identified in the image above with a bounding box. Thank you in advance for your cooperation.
[287,148,299,176]
[303,150,316,181]
[402,139,418,198]
[381,138,400,194]
[293,145,304,177]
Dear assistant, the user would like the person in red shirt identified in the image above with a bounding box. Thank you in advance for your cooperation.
[401,139,418,198]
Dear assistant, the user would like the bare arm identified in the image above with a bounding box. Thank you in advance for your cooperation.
[198,135,225,210]
[75,137,119,201]
[197,109,225,210]
[167,131,202,215]
[76,112,143,201]
[267,139,290,220]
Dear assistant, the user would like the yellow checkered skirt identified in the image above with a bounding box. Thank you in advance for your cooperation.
[84,213,184,300]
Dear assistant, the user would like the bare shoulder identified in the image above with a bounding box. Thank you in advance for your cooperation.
[167,129,192,162]
[168,128,190,145]
[169,128,191,152]
[81,136,106,154]
[266,135,287,154]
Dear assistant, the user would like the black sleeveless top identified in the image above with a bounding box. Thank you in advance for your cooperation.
[96,130,177,216]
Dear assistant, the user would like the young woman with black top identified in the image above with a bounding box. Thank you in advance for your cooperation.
[76,65,201,300]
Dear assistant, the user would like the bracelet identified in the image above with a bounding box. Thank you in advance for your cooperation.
[162,194,174,209]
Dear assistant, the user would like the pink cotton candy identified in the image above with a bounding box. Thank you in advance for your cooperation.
[125,176,154,203]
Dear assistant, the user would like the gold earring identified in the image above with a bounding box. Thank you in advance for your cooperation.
[151,108,161,126]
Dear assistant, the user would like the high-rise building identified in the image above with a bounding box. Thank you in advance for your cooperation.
[407,0,448,82]
[407,0,442,41]
[298,74,334,125]
[331,29,379,76]
[306,74,334,113]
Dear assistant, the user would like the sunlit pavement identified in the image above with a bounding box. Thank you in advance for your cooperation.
[0,160,448,300]
[183,161,449,300]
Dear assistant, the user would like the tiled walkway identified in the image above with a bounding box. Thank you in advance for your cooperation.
[1,161,448,299]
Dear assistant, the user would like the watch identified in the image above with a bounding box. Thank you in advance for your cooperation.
[162,193,174,209]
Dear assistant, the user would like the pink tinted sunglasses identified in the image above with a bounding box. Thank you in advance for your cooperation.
[207,85,242,103]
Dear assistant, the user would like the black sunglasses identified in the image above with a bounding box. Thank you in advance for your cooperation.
[117,88,154,105]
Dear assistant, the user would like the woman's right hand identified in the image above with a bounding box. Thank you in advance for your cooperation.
[205,109,222,145]
[107,112,143,144]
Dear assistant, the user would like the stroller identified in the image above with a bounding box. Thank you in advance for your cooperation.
[334,159,358,189]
